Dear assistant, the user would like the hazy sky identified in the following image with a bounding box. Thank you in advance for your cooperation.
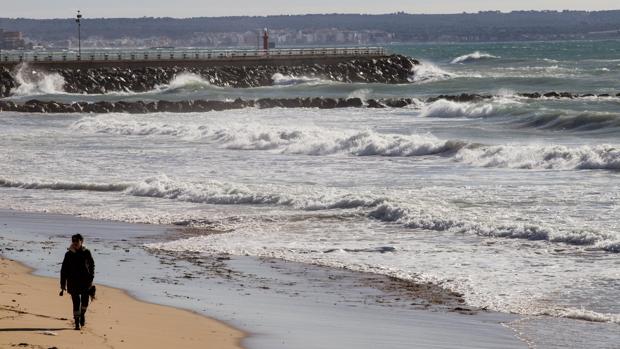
[2,0,619,18]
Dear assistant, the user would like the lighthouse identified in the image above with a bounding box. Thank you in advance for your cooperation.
[263,28,269,51]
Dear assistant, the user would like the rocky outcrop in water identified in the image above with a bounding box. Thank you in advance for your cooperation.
[0,67,16,98]
[2,92,618,114]
[0,97,411,113]
[0,55,418,96]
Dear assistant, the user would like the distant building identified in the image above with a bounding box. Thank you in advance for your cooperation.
[0,29,27,49]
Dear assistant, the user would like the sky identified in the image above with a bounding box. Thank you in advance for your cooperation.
[1,0,619,18]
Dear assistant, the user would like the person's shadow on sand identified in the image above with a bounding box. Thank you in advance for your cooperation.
[0,327,71,332]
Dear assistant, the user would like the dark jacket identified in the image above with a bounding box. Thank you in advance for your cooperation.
[60,246,95,295]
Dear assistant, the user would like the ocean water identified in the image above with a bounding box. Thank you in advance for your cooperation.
[1,40,620,344]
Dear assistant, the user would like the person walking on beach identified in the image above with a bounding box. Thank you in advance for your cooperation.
[60,234,95,330]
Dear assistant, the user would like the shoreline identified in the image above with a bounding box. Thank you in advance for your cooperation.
[0,256,246,349]
[0,208,529,349]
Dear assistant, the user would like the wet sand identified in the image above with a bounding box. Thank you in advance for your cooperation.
[0,209,529,349]
[0,257,245,349]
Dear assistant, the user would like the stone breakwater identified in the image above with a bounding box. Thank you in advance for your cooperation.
[2,92,619,114]
[0,55,418,97]
[0,68,17,98]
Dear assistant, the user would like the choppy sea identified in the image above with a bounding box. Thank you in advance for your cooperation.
[1,40,619,346]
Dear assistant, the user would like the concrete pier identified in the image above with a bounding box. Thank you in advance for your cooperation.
[0,47,387,69]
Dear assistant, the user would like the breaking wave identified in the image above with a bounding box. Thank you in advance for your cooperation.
[222,129,467,157]
[11,64,66,96]
[451,51,500,64]
[71,117,467,157]
[456,144,620,171]
[0,175,384,211]
[158,72,215,92]
[367,203,619,253]
[420,98,620,133]
[409,61,456,83]
[0,178,129,192]
[420,97,523,118]
[419,99,499,118]
[71,116,620,171]
[3,174,618,254]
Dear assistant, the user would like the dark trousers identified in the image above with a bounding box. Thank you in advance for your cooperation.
[71,292,90,318]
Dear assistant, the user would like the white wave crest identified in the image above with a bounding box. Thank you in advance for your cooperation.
[451,51,500,64]
[72,115,620,172]
[419,99,496,118]
[409,62,456,83]
[158,72,213,92]
[11,64,66,95]
[0,178,130,192]
[456,144,620,171]
[225,129,466,157]
[71,117,466,157]
[126,175,290,206]
[367,203,616,250]
[72,116,203,138]
[541,307,620,324]
[1,174,384,211]
[126,175,384,210]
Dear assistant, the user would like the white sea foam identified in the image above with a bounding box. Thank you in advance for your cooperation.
[8,171,604,251]
[0,178,129,192]
[419,99,497,118]
[4,174,615,252]
[125,176,384,211]
[157,72,215,92]
[145,212,620,325]
[541,307,620,324]
[271,73,330,86]
[456,144,620,171]
[451,51,500,64]
[367,203,617,250]
[71,115,620,171]
[409,62,456,83]
[11,64,66,96]
[224,129,466,157]
[72,117,466,157]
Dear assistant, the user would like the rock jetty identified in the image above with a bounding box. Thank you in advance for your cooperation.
[1,92,618,114]
[0,67,16,98]
[0,55,418,97]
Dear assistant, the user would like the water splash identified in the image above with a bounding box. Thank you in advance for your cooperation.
[11,63,66,96]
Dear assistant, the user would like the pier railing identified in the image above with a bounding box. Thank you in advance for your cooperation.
[0,47,386,64]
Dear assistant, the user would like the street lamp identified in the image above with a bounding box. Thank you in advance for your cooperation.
[75,10,82,59]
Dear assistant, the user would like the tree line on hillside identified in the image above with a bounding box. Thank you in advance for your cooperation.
[1,11,619,42]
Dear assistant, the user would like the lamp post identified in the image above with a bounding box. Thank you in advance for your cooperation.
[75,10,82,59]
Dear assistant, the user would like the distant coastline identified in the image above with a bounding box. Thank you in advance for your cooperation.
[1,10,620,50]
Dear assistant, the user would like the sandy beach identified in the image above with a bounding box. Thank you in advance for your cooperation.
[0,257,245,349]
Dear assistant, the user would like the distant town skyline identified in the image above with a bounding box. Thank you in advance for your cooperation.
[1,0,619,18]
